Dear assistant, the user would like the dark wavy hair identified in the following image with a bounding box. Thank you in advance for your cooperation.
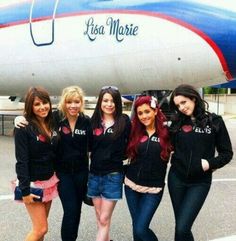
[24,86,53,139]
[91,87,126,138]
[127,96,172,161]
[169,84,210,131]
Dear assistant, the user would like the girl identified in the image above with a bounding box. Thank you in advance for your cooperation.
[14,87,59,241]
[168,84,233,241]
[55,86,93,241]
[124,95,172,241]
[87,86,131,241]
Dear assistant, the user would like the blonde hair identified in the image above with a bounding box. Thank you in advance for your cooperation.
[58,86,85,117]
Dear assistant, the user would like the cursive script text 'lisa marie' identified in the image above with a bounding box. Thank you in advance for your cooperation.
[84,17,139,42]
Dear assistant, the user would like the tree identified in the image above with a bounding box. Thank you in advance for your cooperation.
[203,87,227,94]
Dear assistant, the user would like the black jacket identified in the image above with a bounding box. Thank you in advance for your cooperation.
[170,114,233,182]
[15,125,58,196]
[126,132,167,187]
[90,114,131,175]
[54,111,93,173]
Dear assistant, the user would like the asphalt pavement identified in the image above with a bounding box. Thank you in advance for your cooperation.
[0,116,236,241]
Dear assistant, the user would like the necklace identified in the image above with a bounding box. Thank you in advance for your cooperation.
[102,118,114,130]
[191,116,196,125]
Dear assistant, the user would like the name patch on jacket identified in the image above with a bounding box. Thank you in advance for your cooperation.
[194,125,212,134]
[106,128,113,134]
[151,136,160,142]
[74,129,86,135]
[36,131,58,142]
[182,125,212,134]
[60,126,86,135]
[140,135,160,143]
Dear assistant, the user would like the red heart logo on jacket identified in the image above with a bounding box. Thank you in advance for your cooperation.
[94,128,103,136]
[140,135,148,143]
[62,126,71,134]
[182,125,193,132]
[38,134,46,142]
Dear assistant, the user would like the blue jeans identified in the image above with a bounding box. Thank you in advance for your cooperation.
[125,185,163,241]
[87,172,123,200]
[57,171,88,241]
[168,168,211,241]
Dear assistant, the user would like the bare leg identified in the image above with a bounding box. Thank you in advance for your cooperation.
[24,201,52,241]
[39,201,52,241]
[93,198,117,241]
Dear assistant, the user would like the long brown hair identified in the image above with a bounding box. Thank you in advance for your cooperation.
[91,86,126,139]
[24,87,53,138]
[169,84,210,131]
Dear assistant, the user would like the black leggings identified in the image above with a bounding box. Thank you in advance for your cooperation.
[57,171,88,241]
[168,168,211,241]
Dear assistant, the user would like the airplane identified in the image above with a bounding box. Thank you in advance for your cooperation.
[0,0,236,101]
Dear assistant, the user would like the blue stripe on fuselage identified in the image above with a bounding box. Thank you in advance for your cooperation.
[1,0,236,78]
[133,2,236,80]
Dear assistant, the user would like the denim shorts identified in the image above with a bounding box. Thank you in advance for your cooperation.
[87,172,123,200]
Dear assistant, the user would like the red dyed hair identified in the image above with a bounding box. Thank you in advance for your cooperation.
[127,96,172,161]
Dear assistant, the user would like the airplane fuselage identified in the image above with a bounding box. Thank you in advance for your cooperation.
[0,0,236,96]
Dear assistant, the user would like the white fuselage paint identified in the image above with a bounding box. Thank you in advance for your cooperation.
[0,13,225,96]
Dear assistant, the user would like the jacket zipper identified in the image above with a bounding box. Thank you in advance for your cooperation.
[137,136,151,179]
[186,150,192,178]
[145,137,151,155]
